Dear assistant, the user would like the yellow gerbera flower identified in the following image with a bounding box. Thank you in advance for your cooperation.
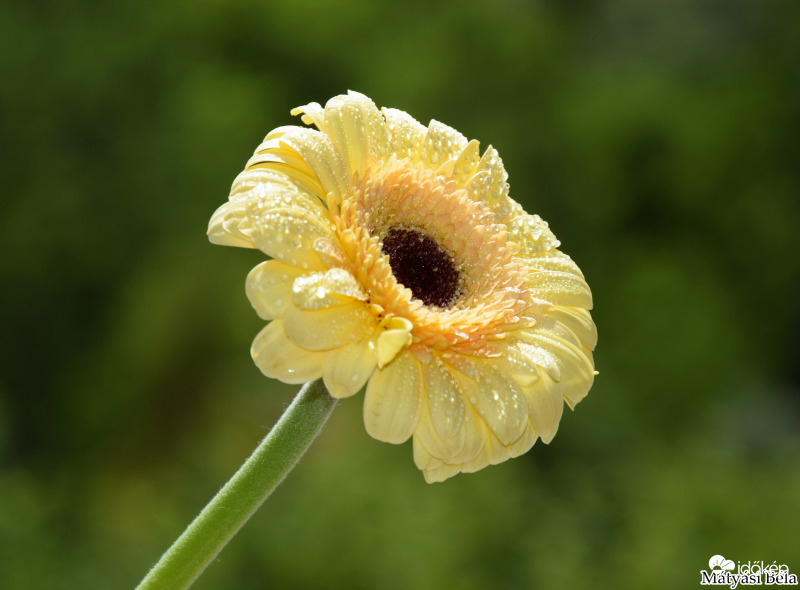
[209,91,596,483]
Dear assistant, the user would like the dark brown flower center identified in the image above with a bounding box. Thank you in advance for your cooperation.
[381,228,460,308]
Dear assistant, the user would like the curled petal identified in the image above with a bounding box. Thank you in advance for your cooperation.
[208,201,258,249]
[376,317,413,368]
[251,320,324,384]
[246,260,307,320]
[209,170,327,250]
[283,301,374,351]
[291,268,368,310]
[251,126,349,202]
[242,137,327,204]
[290,101,325,129]
[250,206,333,270]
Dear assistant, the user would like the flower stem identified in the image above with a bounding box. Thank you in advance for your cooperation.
[137,379,337,590]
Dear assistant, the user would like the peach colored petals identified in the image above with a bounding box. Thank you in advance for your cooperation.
[209,91,596,483]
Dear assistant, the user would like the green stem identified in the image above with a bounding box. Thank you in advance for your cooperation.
[137,379,337,590]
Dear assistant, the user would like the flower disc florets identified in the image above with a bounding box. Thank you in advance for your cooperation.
[209,91,597,482]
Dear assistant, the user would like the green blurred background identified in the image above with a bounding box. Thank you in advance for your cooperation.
[1,0,798,588]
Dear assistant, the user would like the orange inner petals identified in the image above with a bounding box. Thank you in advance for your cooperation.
[327,158,533,356]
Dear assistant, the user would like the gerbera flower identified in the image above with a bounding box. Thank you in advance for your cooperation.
[209,91,596,483]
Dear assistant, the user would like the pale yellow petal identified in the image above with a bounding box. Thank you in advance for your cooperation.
[245,158,324,201]
[499,344,543,388]
[458,451,489,475]
[283,300,373,351]
[415,381,487,467]
[207,201,258,248]
[414,409,466,467]
[413,364,474,465]
[461,145,509,210]
[251,320,324,384]
[250,206,333,270]
[464,169,493,206]
[322,91,390,176]
[562,347,595,409]
[413,437,462,484]
[382,107,427,162]
[228,168,314,204]
[245,260,307,320]
[520,250,586,279]
[312,237,349,269]
[420,120,468,168]
[250,126,349,202]
[507,422,537,458]
[415,386,488,465]
[460,429,510,473]
[486,433,513,466]
[421,356,465,441]
[376,316,413,368]
[506,208,561,255]
[527,270,593,309]
[209,169,330,254]
[449,407,488,465]
[450,139,482,188]
[412,435,442,471]
[245,129,327,198]
[290,101,325,129]
[546,306,598,350]
[517,319,596,409]
[522,376,564,444]
[509,337,561,382]
[363,351,423,444]
[291,268,367,310]
[460,361,528,446]
[321,333,378,399]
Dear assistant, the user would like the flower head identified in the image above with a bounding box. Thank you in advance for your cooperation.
[209,92,597,482]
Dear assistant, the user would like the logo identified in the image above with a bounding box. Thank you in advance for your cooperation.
[700,554,797,587]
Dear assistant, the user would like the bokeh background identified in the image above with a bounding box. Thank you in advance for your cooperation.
[1,0,798,588]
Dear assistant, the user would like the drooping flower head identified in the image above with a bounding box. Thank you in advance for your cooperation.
[209,92,597,482]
